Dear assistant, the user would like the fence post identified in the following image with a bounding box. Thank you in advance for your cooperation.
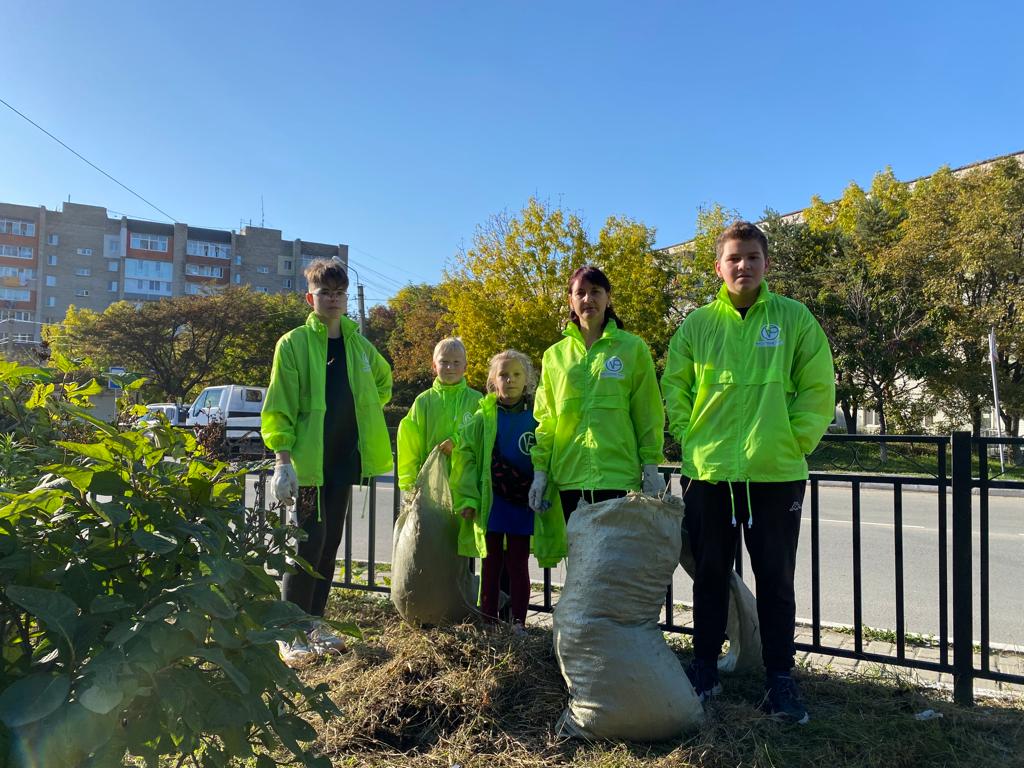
[951,431,974,706]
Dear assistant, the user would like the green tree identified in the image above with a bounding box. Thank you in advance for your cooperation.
[902,160,1024,440]
[441,199,592,386]
[215,290,311,389]
[386,284,453,405]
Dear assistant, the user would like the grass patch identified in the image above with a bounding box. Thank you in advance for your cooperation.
[272,591,1024,767]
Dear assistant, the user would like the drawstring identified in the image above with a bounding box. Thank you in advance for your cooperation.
[726,479,754,528]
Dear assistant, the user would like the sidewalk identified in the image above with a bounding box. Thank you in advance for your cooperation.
[525,588,1024,699]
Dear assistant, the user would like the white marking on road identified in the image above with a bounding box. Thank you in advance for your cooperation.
[808,517,928,530]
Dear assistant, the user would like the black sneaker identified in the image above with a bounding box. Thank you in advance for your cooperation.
[763,673,810,725]
[684,658,723,703]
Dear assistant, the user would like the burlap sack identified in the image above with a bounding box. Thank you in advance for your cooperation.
[554,494,704,741]
[391,448,478,627]
[678,520,763,674]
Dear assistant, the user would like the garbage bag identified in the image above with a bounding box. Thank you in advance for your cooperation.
[554,493,704,741]
[678,517,762,674]
[391,447,478,626]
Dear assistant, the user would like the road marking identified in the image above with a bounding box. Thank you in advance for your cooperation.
[810,517,928,530]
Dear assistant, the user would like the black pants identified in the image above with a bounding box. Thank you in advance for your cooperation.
[683,478,806,674]
[559,489,628,523]
[281,481,353,620]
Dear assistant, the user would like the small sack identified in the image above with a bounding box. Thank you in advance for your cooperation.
[553,493,704,741]
[391,448,478,627]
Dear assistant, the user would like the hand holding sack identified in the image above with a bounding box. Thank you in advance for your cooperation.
[641,463,666,496]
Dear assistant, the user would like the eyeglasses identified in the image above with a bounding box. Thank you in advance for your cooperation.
[311,289,348,298]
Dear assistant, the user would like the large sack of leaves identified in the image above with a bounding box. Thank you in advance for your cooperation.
[678,520,762,674]
[554,493,704,741]
[391,447,478,627]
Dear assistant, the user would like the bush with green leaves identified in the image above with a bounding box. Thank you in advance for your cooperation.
[0,358,355,768]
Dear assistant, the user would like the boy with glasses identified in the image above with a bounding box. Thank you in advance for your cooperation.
[262,258,393,666]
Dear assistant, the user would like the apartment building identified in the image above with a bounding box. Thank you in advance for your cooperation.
[0,200,348,350]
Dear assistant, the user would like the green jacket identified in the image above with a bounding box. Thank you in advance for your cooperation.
[532,320,665,492]
[396,378,483,491]
[262,313,393,486]
[662,283,835,482]
[451,394,567,567]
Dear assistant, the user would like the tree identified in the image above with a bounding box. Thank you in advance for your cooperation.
[215,290,310,390]
[441,199,593,386]
[670,203,741,317]
[902,160,1024,440]
[47,289,255,401]
[441,198,670,386]
[386,284,452,406]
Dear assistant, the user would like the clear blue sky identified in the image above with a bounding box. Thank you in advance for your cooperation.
[3,1,1021,304]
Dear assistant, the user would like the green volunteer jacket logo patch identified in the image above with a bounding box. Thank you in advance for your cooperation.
[756,323,782,348]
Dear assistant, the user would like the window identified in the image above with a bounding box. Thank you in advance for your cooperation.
[255,286,268,294]
[75,268,91,277]
[47,234,59,245]
[0,267,33,282]
[186,240,231,259]
[0,288,30,302]
[124,258,173,280]
[75,289,90,297]
[130,233,169,252]
[284,259,292,270]
[107,261,119,272]
[300,255,315,270]
[185,264,223,278]
[45,276,56,287]
[234,254,242,266]
[104,235,120,257]
[77,248,93,256]
[46,296,56,307]
[47,254,57,266]
[256,265,269,274]
[0,245,33,260]
[284,278,292,289]
[0,310,32,321]
[233,273,241,284]
[0,218,35,236]
[13,333,32,343]
[108,281,118,292]
[124,278,171,296]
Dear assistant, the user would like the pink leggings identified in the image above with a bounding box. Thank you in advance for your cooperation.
[481,531,531,624]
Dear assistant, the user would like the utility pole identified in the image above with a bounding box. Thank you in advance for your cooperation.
[357,284,366,334]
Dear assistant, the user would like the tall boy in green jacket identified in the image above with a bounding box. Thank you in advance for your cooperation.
[662,222,835,724]
[262,258,393,666]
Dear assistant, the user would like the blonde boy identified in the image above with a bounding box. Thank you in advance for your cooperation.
[397,338,483,491]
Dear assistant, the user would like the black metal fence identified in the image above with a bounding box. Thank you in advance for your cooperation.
[249,431,1024,705]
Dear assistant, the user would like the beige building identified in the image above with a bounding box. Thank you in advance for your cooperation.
[0,200,348,353]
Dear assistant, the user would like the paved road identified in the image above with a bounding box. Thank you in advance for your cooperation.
[247,474,1023,647]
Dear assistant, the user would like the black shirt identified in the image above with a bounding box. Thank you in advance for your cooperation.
[324,335,361,485]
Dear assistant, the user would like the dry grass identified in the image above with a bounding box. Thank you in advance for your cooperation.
[281,592,1024,768]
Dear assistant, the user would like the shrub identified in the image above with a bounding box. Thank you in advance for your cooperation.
[0,358,351,768]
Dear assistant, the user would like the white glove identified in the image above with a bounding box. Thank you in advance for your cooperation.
[528,470,548,513]
[271,462,298,507]
[642,464,666,496]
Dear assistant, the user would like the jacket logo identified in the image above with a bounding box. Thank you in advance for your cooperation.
[756,323,782,348]
[360,352,371,372]
[518,431,537,456]
[601,356,625,379]
[462,411,474,425]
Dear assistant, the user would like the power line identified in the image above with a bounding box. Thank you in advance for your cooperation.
[348,245,433,285]
[0,95,177,223]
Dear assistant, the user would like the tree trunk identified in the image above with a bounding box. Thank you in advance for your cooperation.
[841,397,858,435]
[876,392,888,464]
[971,406,982,440]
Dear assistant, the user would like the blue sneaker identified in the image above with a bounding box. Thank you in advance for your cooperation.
[763,673,810,725]
[685,658,723,703]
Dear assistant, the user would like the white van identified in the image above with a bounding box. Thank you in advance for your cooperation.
[186,385,267,454]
